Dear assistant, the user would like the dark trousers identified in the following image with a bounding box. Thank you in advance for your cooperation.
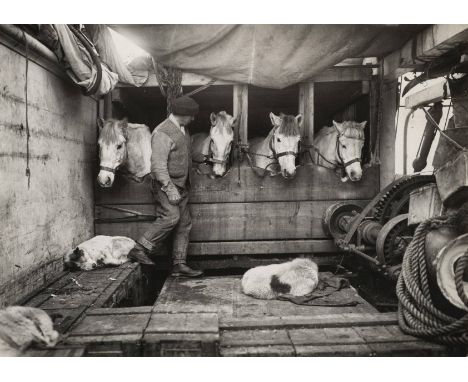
[138,180,192,265]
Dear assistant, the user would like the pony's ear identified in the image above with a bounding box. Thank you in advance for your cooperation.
[69,247,82,261]
[210,112,217,126]
[230,115,238,127]
[97,117,105,131]
[295,114,303,127]
[358,121,367,129]
[269,112,281,126]
[120,118,129,139]
[333,120,344,133]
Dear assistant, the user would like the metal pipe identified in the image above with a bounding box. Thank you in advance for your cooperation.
[343,244,381,266]
[0,24,58,64]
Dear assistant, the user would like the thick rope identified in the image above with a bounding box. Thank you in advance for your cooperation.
[396,215,468,345]
[152,59,183,116]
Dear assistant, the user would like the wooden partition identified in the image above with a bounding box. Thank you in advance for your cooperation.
[95,164,379,256]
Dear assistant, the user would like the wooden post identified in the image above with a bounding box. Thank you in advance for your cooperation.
[369,79,380,163]
[379,79,398,190]
[103,94,112,119]
[299,82,314,145]
[233,84,248,144]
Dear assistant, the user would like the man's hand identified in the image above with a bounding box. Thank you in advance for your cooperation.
[163,183,182,205]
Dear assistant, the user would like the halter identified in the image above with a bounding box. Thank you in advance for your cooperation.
[269,134,299,159]
[99,165,119,174]
[206,139,231,165]
[99,141,128,174]
[335,129,363,168]
[194,138,232,166]
[306,126,363,170]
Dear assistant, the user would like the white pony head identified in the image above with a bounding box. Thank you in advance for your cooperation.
[208,111,237,177]
[270,112,303,179]
[97,118,128,188]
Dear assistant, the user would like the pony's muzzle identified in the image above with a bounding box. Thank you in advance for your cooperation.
[97,170,115,188]
[212,163,227,177]
[282,167,297,179]
[346,163,362,182]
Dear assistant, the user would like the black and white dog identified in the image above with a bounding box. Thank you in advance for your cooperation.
[241,258,319,300]
[64,235,135,271]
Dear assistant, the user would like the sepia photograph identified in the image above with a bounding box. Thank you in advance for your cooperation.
[0,2,467,367]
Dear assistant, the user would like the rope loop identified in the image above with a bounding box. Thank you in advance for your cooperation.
[397,214,468,345]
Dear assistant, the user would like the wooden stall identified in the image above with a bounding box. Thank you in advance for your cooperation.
[95,69,380,268]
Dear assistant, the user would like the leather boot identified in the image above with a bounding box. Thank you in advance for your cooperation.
[171,263,204,277]
[128,243,155,266]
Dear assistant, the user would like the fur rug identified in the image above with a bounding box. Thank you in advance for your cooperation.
[0,306,59,356]
[241,258,319,300]
[64,235,135,271]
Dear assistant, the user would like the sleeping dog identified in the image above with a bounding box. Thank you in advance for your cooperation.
[241,258,319,300]
[64,235,135,271]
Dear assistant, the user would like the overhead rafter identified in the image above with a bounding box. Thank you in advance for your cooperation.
[383,24,468,81]
[117,67,375,88]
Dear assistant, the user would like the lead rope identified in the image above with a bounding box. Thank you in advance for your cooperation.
[184,78,217,97]
[22,30,31,189]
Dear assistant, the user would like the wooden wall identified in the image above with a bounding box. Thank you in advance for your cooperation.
[0,36,98,306]
[95,164,380,257]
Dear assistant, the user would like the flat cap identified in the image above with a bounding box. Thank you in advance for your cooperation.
[172,96,199,116]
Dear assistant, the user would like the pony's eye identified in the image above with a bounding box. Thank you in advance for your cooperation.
[276,138,281,142]
[117,144,122,149]
[342,144,347,149]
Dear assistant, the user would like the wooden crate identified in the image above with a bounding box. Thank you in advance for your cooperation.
[65,307,153,356]
[143,313,219,356]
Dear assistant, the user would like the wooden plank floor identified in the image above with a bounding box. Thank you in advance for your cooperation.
[153,275,377,318]
[153,275,450,356]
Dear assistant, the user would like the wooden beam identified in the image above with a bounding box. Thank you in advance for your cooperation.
[369,79,380,162]
[379,80,398,189]
[118,67,375,88]
[384,24,468,80]
[117,71,234,88]
[299,82,314,144]
[233,84,248,145]
[95,165,380,205]
[310,67,374,82]
[404,78,450,108]
[188,239,337,255]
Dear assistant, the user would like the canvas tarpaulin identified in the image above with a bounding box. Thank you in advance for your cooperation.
[111,24,425,89]
[53,25,119,96]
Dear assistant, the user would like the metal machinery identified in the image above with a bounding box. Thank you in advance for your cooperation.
[322,174,436,280]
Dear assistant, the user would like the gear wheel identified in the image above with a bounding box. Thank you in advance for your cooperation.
[373,175,435,224]
[376,214,415,265]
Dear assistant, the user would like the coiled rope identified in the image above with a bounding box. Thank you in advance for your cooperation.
[396,215,468,345]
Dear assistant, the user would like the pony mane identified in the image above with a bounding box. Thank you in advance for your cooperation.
[276,114,301,136]
[100,119,125,143]
[213,111,234,133]
[316,121,364,140]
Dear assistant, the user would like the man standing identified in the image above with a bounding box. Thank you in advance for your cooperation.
[128,96,203,277]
